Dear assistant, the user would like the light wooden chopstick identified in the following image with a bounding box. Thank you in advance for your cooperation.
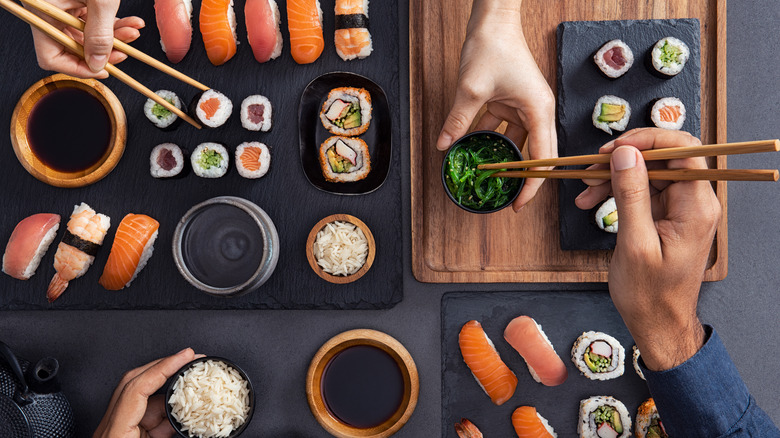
[0,0,202,129]
[19,0,209,91]
[494,169,779,182]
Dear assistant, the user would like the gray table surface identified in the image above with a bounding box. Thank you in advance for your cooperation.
[2,1,779,437]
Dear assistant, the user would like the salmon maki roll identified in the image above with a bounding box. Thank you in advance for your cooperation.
[459,320,517,406]
[99,214,160,290]
[200,0,237,66]
[287,0,324,64]
[650,97,686,130]
[504,316,568,386]
[235,142,271,179]
[512,406,557,438]
[334,0,372,61]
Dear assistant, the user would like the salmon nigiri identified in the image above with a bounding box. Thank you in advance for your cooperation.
[334,0,372,60]
[459,320,517,406]
[154,0,193,63]
[504,316,568,386]
[512,406,557,438]
[99,214,160,291]
[246,0,282,63]
[287,0,324,64]
[200,0,237,66]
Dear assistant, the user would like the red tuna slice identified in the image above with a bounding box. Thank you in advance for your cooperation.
[246,0,279,63]
[154,0,193,63]
[248,104,265,124]
[603,46,627,70]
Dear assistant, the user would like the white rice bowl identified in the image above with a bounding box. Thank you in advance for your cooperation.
[313,221,368,276]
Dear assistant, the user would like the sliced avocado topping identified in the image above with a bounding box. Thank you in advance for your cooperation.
[341,109,362,129]
[152,97,175,119]
[603,210,618,227]
[611,410,623,434]
[327,147,354,173]
[585,349,612,373]
[659,41,682,66]
[647,427,662,438]
[598,103,626,122]
[198,149,222,169]
[584,351,600,372]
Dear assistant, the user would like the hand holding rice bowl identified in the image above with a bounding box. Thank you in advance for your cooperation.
[306,214,376,284]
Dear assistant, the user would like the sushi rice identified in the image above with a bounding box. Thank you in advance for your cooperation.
[632,345,645,381]
[235,142,271,178]
[192,143,229,178]
[578,396,632,438]
[144,90,182,129]
[571,331,625,381]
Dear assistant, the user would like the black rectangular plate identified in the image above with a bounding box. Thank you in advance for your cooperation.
[0,0,402,310]
[441,291,650,437]
[556,19,701,250]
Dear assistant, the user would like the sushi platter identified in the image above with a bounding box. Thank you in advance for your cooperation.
[0,0,403,309]
[410,0,728,283]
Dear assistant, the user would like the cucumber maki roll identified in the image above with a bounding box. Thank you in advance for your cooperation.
[191,142,228,178]
[651,37,690,77]
[593,95,631,135]
[571,331,625,381]
[144,90,182,129]
[319,87,372,136]
[578,396,632,438]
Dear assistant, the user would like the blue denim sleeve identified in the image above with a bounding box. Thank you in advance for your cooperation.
[641,325,780,438]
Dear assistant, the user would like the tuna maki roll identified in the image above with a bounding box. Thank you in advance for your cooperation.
[594,39,634,79]
[191,142,228,178]
[150,143,185,178]
[191,89,233,128]
[318,136,371,182]
[651,37,690,77]
[578,396,632,438]
[571,331,625,381]
[593,95,631,135]
[240,95,272,132]
[650,97,686,130]
[595,197,618,233]
[320,87,372,136]
[144,90,182,129]
[235,142,271,178]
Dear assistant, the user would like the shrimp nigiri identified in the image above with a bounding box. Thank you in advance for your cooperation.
[512,406,557,438]
[334,0,372,60]
[459,320,517,406]
[504,316,568,386]
[200,0,237,66]
[287,0,324,64]
[99,214,159,291]
[47,203,110,302]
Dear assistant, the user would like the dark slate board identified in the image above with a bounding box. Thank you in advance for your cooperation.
[441,291,650,438]
[556,19,701,250]
[0,0,402,310]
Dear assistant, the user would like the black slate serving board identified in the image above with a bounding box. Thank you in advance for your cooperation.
[556,19,701,250]
[441,291,650,438]
[0,0,401,309]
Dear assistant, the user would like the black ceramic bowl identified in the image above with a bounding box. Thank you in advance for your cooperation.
[441,131,524,214]
[165,356,255,438]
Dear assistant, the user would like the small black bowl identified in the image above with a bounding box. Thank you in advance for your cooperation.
[441,131,524,214]
[165,356,255,438]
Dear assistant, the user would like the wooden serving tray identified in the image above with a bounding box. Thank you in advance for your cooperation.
[410,0,727,283]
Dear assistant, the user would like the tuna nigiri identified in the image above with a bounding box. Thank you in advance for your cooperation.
[504,316,568,386]
[99,214,160,291]
[287,0,324,64]
[47,203,110,302]
[246,0,282,63]
[459,320,517,406]
[334,0,372,60]
[200,0,238,66]
[2,213,60,280]
[512,406,557,438]
[154,0,193,63]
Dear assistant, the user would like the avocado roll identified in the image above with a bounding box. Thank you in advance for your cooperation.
[651,37,690,77]
[319,87,372,136]
[578,396,632,438]
[571,331,625,381]
[144,90,182,129]
[318,136,371,182]
[595,197,618,233]
[593,95,631,135]
[593,39,634,79]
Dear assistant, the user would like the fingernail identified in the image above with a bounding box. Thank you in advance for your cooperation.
[88,55,107,72]
[513,204,525,213]
[176,347,190,355]
[612,146,637,170]
[439,133,452,149]
[600,140,615,151]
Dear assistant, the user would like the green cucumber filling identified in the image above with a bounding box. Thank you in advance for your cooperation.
[334,103,362,129]
[659,41,682,66]
[593,405,623,434]
[598,103,626,123]
[584,349,612,373]
[327,147,354,173]
[198,149,223,169]
[152,97,175,119]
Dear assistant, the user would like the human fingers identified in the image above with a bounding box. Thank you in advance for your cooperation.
[513,118,557,211]
[139,395,175,436]
[83,0,120,72]
[609,146,659,252]
[94,357,165,435]
[575,181,611,210]
[581,162,610,187]
[436,79,489,151]
[473,109,504,132]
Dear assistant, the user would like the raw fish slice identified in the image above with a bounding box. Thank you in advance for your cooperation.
[504,315,568,386]
[512,406,556,438]
[458,320,517,406]
[2,213,60,280]
[200,0,237,66]
[287,0,324,64]
[154,0,193,63]
[246,0,282,63]
[99,214,160,291]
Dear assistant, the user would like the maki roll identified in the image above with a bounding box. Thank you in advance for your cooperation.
[191,142,228,178]
[192,89,233,128]
[144,90,182,129]
[593,40,633,79]
[650,97,686,130]
[235,142,271,178]
[651,37,690,77]
[635,399,667,438]
[318,136,371,182]
[240,95,272,131]
[320,87,372,136]
[578,396,631,438]
[632,345,645,381]
[150,143,185,178]
[571,331,625,381]
[595,197,618,233]
[593,95,630,135]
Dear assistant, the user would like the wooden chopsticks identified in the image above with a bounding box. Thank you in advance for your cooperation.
[477,139,780,182]
[0,0,203,129]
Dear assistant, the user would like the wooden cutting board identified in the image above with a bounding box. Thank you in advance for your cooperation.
[410,0,727,283]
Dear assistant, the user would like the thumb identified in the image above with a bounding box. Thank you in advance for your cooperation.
[610,146,657,248]
[436,85,485,151]
[83,0,120,72]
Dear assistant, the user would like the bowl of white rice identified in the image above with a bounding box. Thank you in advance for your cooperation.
[165,357,254,438]
[306,214,376,284]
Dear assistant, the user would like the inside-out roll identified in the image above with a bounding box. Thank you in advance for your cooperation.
[571,331,625,381]
[318,136,371,182]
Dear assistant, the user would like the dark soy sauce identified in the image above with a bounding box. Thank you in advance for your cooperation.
[321,345,404,429]
[182,204,265,288]
[27,88,111,172]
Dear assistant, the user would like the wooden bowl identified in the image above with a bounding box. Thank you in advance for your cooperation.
[10,73,126,188]
[306,214,376,284]
[306,329,419,438]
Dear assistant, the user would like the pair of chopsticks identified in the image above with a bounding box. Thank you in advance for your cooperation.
[0,0,207,129]
[477,140,780,182]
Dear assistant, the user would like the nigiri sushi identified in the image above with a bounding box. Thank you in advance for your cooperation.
[200,0,238,66]
[154,0,193,63]
[455,418,483,438]
[512,406,557,438]
[287,0,324,64]
[504,316,568,386]
[334,0,372,61]
[246,0,282,63]
[47,203,110,302]
[99,214,160,290]
[459,320,517,406]
[3,213,60,280]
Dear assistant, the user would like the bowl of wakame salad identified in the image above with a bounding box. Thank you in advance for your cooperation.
[442,131,524,213]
